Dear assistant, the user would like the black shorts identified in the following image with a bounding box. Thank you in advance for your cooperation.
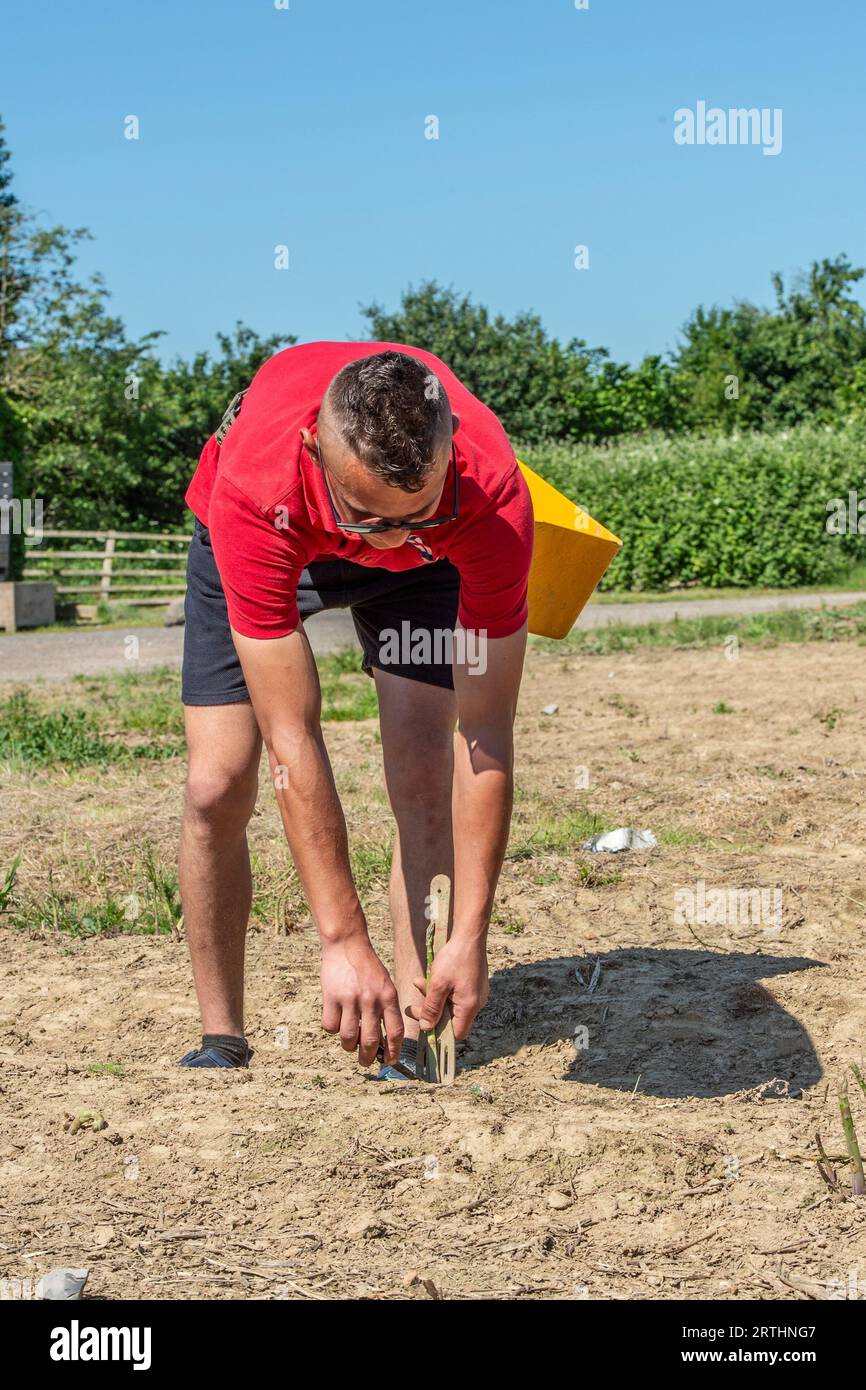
[181,520,461,706]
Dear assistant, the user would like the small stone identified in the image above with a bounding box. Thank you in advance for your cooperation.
[402,1270,420,1287]
[344,1211,385,1240]
[547,1191,572,1210]
[542,704,559,716]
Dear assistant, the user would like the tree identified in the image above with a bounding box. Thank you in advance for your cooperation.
[0,116,30,358]
[361,281,683,443]
[0,113,293,528]
[361,281,601,441]
[673,255,866,431]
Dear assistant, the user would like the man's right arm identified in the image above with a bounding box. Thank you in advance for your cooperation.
[230,625,403,1068]
[204,475,402,1065]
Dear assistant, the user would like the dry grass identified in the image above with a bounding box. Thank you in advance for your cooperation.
[2,639,866,1299]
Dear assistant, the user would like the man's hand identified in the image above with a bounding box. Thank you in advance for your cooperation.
[407,936,489,1041]
[320,933,404,1066]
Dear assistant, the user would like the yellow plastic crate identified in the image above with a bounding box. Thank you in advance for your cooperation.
[517,459,622,639]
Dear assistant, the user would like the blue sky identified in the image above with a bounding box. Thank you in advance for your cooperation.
[5,0,865,366]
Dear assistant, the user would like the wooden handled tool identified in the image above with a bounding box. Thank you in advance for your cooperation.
[417,874,456,1085]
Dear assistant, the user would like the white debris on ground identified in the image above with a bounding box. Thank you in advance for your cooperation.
[36,1267,89,1300]
[582,827,658,852]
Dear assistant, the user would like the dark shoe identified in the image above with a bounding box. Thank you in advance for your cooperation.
[372,1038,417,1082]
[178,1037,252,1068]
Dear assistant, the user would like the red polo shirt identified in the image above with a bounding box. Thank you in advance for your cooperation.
[185,341,533,640]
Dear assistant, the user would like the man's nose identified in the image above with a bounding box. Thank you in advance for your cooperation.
[370,527,408,547]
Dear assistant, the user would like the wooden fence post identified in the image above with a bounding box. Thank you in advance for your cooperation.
[100,533,116,603]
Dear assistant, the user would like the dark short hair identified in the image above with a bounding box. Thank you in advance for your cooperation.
[325,351,452,492]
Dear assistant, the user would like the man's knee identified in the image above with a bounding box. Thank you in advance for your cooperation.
[184,761,258,839]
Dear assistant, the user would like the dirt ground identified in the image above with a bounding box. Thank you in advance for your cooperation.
[2,638,866,1301]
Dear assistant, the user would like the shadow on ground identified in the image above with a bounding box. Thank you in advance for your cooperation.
[461,948,824,1099]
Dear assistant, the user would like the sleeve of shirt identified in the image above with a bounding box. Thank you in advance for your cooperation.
[452,463,534,638]
[207,473,308,639]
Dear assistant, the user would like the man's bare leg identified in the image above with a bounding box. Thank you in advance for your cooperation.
[179,702,262,1037]
[374,670,457,1041]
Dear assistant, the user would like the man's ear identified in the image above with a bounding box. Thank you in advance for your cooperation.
[300,426,320,463]
[451,413,460,435]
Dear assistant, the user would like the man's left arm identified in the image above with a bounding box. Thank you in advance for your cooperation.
[411,622,527,1039]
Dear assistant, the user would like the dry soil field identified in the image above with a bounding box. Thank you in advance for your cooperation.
[1,636,865,1301]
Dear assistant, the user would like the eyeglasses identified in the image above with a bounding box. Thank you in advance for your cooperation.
[315,440,459,534]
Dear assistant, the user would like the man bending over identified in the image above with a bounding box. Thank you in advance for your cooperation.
[178,343,532,1077]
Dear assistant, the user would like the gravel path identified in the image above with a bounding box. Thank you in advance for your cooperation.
[0,591,863,683]
[577,588,866,628]
[0,610,358,682]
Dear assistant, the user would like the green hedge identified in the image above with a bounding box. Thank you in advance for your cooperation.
[519,423,866,591]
